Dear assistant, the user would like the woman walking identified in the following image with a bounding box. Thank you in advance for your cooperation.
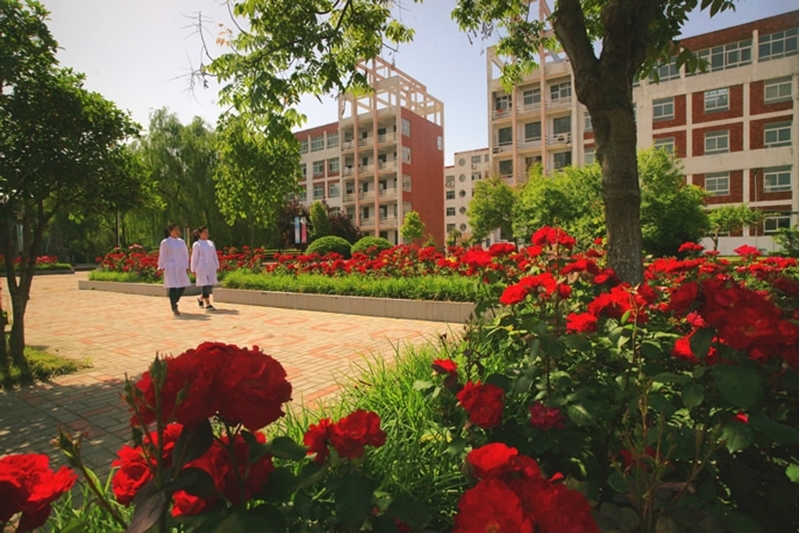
[157,224,191,316]
[190,226,220,310]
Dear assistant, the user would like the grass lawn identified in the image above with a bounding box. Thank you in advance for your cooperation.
[0,346,91,388]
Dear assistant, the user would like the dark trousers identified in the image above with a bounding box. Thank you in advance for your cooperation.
[168,287,185,309]
[201,285,212,299]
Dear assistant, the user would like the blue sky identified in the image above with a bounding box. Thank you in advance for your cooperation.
[40,0,797,165]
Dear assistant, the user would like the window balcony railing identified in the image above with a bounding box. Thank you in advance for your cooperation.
[546,132,571,145]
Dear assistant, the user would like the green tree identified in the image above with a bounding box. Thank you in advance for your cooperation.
[773,224,799,257]
[513,164,604,246]
[213,113,302,245]
[468,176,518,241]
[639,149,709,257]
[308,201,332,241]
[707,204,764,252]
[400,211,426,243]
[0,1,148,382]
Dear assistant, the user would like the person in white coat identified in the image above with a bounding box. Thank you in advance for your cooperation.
[157,224,191,316]
[190,226,220,310]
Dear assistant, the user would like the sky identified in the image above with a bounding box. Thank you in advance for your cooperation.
[39,0,798,165]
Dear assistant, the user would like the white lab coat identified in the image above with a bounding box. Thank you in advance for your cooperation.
[158,237,191,288]
[191,239,219,286]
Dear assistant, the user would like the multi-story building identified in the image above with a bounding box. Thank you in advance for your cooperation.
[444,148,492,243]
[295,57,445,245]
[486,10,798,254]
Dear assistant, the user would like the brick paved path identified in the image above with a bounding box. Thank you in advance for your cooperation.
[0,272,457,476]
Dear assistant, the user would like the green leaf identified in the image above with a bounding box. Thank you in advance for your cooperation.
[335,474,375,531]
[725,512,765,533]
[748,413,799,445]
[689,327,715,360]
[127,481,168,533]
[484,373,511,391]
[652,372,691,384]
[265,436,308,460]
[714,364,763,409]
[721,420,755,453]
[607,471,628,493]
[600,503,640,529]
[681,382,705,409]
[785,463,798,483]
[566,403,597,427]
[446,436,467,456]
[389,495,432,528]
[413,380,434,391]
[257,466,299,502]
[562,334,592,351]
[647,393,677,418]
[60,519,88,533]
[172,418,213,467]
[639,341,662,360]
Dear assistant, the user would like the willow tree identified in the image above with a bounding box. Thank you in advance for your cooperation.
[202,0,734,282]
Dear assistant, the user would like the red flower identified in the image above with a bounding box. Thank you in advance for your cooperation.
[531,227,576,250]
[432,358,458,377]
[328,410,387,460]
[0,454,77,531]
[500,284,529,305]
[467,442,522,479]
[453,478,534,533]
[566,312,597,334]
[488,242,516,257]
[529,403,565,430]
[678,242,705,253]
[112,423,183,506]
[457,381,505,429]
[528,480,601,533]
[734,245,761,257]
[303,418,333,465]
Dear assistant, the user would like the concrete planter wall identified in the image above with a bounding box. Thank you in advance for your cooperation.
[78,280,474,323]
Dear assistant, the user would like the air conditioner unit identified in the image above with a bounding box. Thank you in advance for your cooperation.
[493,147,501,153]
[556,134,568,143]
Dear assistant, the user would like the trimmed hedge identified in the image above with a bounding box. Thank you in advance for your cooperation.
[351,236,392,258]
[306,236,352,259]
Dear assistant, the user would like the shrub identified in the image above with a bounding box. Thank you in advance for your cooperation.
[306,235,352,259]
[351,236,392,258]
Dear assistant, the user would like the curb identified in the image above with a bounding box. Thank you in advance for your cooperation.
[78,280,474,322]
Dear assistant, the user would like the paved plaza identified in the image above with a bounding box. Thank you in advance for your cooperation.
[0,272,458,476]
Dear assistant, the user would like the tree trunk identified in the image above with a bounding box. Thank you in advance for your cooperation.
[592,106,644,284]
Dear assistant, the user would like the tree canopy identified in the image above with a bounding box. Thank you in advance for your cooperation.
[400,211,426,243]
[468,176,518,241]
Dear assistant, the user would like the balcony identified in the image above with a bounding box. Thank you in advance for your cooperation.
[492,108,512,121]
[341,140,355,152]
[493,142,514,154]
[546,98,571,110]
[377,160,397,174]
[376,132,397,145]
[518,138,543,150]
[546,132,572,146]
[378,187,397,200]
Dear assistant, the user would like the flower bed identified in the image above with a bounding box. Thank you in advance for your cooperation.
[7,227,798,532]
[0,255,73,274]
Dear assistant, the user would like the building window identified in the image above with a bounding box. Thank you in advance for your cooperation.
[328,183,340,198]
[758,28,798,62]
[495,94,511,111]
[326,132,339,148]
[498,127,513,146]
[553,151,572,169]
[764,215,792,234]
[446,223,456,232]
[697,39,752,71]
[498,160,513,176]
[764,121,792,147]
[459,223,467,232]
[524,121,541,141]
[550,79,571,101]
[523,88,541,105]
[445,175,455,188]
[459,174,467,182]
[446,207,456,217]
[704,88,729,112]
[299,163,307,177]
[458,190,467,198]
[584,148,595,165]
[704,130,729,154]
[654,137,675,153]
[553,116,571,135]
[402,146,411,163]
[763,166,792,193]
[312,160,324,175]
[298,188,307,201]
[312,184,325,200]
[525,156,542,170]
[704,172,729,196]
[401,118,411,136]
[328,158,339,173]
[310,136,324,152]
[653,97,674,121]
[402,174,411,191]
[300,139,308,153]
[471,173,481,181]
[446,190,456,200]
[764,77,793,103]
[437,136,443,150]
[584,112,593,133]
[459,206,467,215]
[649,59,680,83]
[471,155,482,165]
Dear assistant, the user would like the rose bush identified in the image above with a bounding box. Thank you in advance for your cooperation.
[3,227,797,532]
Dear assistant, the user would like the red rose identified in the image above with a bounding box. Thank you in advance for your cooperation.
[529,403,566,430]
[566,312,598,334]
[500,283,530,305]
[528,481,601,533]
[112,423,183,506]
[432,358,458,377]
[453,478,534,533]
[329,410,387,460]
[303,418,333,465]
[467,443,541,481]
[0,454,77,531]
[456,381,505,429]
